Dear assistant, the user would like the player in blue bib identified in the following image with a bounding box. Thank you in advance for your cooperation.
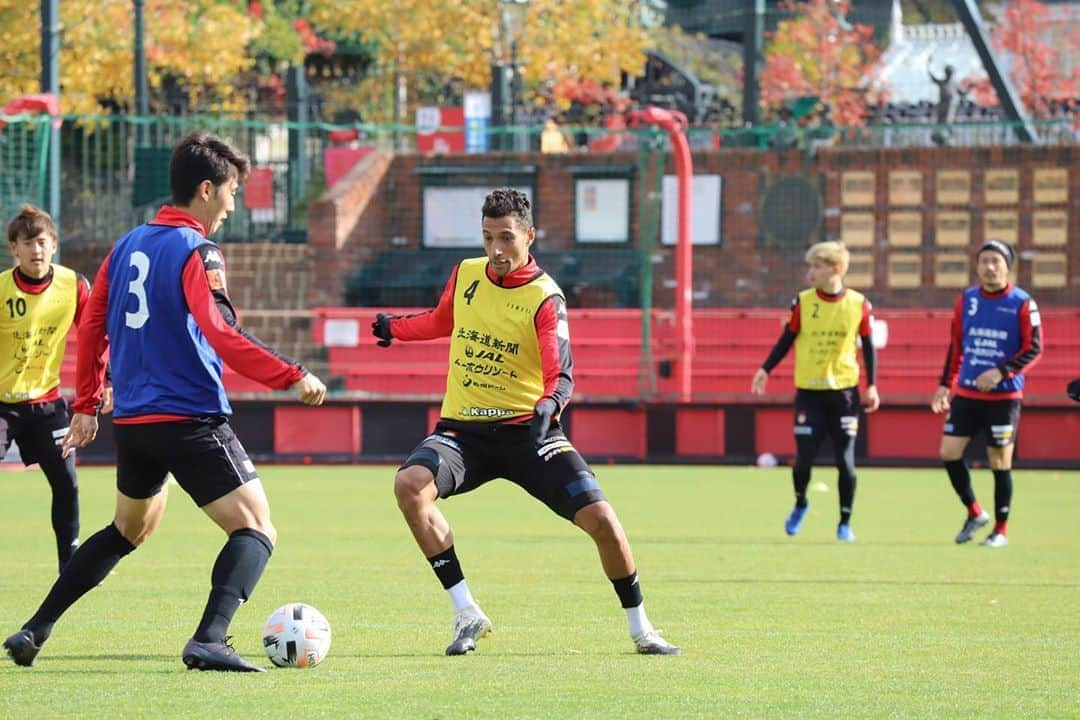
[931,241,1042,548]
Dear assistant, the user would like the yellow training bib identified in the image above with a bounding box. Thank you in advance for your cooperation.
[793,287,865,390]
[442,258,563,422]
[0,266,78,402]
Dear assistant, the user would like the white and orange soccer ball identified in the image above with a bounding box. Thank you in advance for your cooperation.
[262,603,332,668]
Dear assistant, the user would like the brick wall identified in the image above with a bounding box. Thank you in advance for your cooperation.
[308,143,1078,310]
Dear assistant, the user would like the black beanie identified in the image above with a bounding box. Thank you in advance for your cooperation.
[978,240,1014,268]
[1068,378,1080,403]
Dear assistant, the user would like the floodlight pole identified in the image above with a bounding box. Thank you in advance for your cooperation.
[951,0,1037,142]
[628,107,694,402]
[40,0,61,226]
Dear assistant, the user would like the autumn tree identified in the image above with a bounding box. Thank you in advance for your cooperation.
[309,0,650,124]
[760,0,885,125]
[0,0,342,117]
[964,0,1079,119]
[0,0,264,115]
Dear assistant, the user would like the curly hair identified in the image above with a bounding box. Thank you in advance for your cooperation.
[482,187,533,230]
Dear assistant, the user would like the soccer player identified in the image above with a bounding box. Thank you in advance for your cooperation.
[2,205,110,573]
[3,132,327,671]
[931,240,1041,548]
[751,241,879,542]
[372,188,679,656]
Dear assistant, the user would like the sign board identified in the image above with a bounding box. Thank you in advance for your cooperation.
[464,92,492,154]
[841,212,875,247]
[423,185,532,247]
[416,106,465,154]
[888,170,922,206]
[661,174,722,246]
[887,212,922,247]
[935,211,970,247]
[575,178,630,243]
[936,170,971,205]
[985,169,1019,205]
[841,171,874,207]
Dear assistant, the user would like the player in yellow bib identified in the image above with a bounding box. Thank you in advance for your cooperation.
[372,188,679,656]
[1,205,107,572]
[751,241,879,542]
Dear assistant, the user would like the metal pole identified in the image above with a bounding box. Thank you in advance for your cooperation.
[951,0,1037,142]
[40,0,61,233]
[134,0,149,142]
[287,65,309,229]
[510,39,519,151]
[741,0,765,127]
[627,107,695,402]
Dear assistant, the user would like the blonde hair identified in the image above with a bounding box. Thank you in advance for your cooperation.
[805,241,850,275]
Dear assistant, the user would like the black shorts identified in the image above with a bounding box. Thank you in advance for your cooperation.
[401,420,606,522]
[0,398,70,466]
[943,396,1022,448]
[114,416,259,507]
[793,388,860,443]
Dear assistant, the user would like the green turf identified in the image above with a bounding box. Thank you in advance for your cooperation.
[1,465,1077,719]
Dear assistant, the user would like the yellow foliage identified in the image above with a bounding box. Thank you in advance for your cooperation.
[310,0,648,123]
[0,0,257,116]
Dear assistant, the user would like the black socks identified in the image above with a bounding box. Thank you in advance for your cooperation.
[427,546,465,590]
[24,523,135,643]
[193,529,273,644]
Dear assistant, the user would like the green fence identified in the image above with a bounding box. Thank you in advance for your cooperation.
[0,114,51,223]
[0,113,1074,248]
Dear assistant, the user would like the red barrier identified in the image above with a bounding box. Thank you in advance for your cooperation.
[274,405,361,455]
[312,307,1079,406]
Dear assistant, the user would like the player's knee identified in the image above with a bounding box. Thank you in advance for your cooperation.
[114,519,156,547]
[393,464,435,511]
[256,521,278,547]
[574,501,623,541]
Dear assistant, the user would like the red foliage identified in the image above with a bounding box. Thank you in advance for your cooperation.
[964,0,1078,118]
[759,0,885,125]
[293,18,336,57]
[552,77,630,112]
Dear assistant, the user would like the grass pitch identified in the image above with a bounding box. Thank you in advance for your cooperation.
[1,464,1077,719]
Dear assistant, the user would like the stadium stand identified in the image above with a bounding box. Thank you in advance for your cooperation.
[309,307,1080,405]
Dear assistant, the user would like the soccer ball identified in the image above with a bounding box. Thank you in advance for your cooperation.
[262,603,332,668]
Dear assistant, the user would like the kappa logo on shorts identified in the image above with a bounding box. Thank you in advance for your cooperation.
[538,438,574,461]
[990,424,1014,442]
[797,412,807,424]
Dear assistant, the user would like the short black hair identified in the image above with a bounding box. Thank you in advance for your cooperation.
[169,131,251,205]
[482,188,532,230]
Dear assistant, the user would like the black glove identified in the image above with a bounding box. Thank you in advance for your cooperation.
[1068,377,1080,402]
[372,313,393,348]
[530,398,557,445]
